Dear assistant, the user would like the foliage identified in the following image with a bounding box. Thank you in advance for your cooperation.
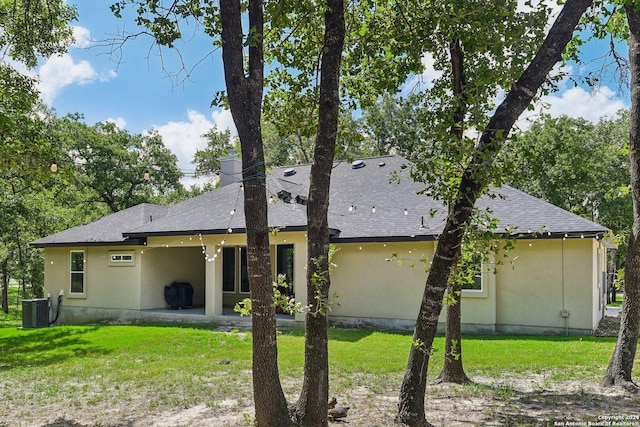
[0,0,77,177]
[54,114,184,212]
[0,113,107,305]
[359,93,424,159]
[506,114,630,227]
[505,113,632,257]
[0,283,24,327]
[192,126,238,178]
[400,1,548,203]
[0,0,76,68]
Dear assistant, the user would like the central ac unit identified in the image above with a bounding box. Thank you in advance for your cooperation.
[22,299,49,329]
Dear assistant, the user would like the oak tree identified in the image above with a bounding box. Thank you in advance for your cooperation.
[395,1,595,425]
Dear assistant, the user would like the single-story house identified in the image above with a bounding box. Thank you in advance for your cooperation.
[31,155,612,334]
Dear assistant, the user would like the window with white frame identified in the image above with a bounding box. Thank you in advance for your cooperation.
[109,252,134,265]
[459,254,483,292]
[70,250,85,295]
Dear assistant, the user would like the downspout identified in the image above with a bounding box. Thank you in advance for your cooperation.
[48,290,64,326]
[562,238,568,336]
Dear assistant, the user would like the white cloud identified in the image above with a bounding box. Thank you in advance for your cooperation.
[514,66,627,131]
[37,54,97,104]
[150,108,236,187]
[155,110,212,164]
[543,85,626,121]
[153,110,215,187]
[211,108,236,134]
[72,26,93,48]
[36,26,116,105]
[106,117,127,130]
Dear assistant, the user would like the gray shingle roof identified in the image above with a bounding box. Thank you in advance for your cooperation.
[30,203,169,247]
[31,155,608,247]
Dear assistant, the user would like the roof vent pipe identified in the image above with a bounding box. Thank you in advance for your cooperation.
[351,160,365,169]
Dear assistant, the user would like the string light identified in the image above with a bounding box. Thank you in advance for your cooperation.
[404,208,408,216]
[50,163,58,173]
[371,206,376,213]
[144,171,150,181]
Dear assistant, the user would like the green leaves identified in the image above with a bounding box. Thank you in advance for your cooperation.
[55,115,184,212]
[0,0,77,68]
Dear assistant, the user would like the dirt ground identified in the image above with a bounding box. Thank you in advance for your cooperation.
[9,317,640,427]
[15,375,639,427]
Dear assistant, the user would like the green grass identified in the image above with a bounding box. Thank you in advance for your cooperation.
[608,296,624,307]
[0,284,25,328]
[0,325,632,388]
[0,322,637,424]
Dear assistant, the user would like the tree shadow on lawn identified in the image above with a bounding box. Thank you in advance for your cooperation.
[39,417,135,427]
[497,388,636,426]
[436,380,639,426]
[279,326,377,342]
[0,326,111,370]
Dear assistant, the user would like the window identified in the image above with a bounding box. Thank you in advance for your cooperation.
[70,250,85,295]
[460,255,483,292]
[109,252,134,265]
[222,247,249,293]
[461,267,482,291]
[222,245,293,295]
[276,244,294,295]
[222,248,236,292]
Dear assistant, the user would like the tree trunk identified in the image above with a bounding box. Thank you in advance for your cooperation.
[396,2,593,425]
[602,4,640,393]
[292,1,345,426]
[1,259,8,314]
[436,281,470,384]
[435,38,470,386]
[219,1,291,425]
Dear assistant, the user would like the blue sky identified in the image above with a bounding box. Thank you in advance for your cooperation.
[38,1,629,186]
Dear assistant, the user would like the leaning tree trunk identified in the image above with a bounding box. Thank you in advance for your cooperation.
[396,1,594,425]
[602,4,640,393]
[292,1,345,425]
[220,1,291,425]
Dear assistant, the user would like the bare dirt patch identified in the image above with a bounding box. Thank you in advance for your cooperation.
[7,374,638,427]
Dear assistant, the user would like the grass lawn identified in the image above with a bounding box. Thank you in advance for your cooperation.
[0,321,638,426]
[608,296,624,307]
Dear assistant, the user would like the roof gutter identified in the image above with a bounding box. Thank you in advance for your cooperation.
[29,238,147,249]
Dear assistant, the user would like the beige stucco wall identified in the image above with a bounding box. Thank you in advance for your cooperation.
[43,246,143,311]
[43,235,604,334]
[139,242,205,310]
[495,238,597,334]
[327,238,601,334]
[328,241,432,323]
[436,255,498,332]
